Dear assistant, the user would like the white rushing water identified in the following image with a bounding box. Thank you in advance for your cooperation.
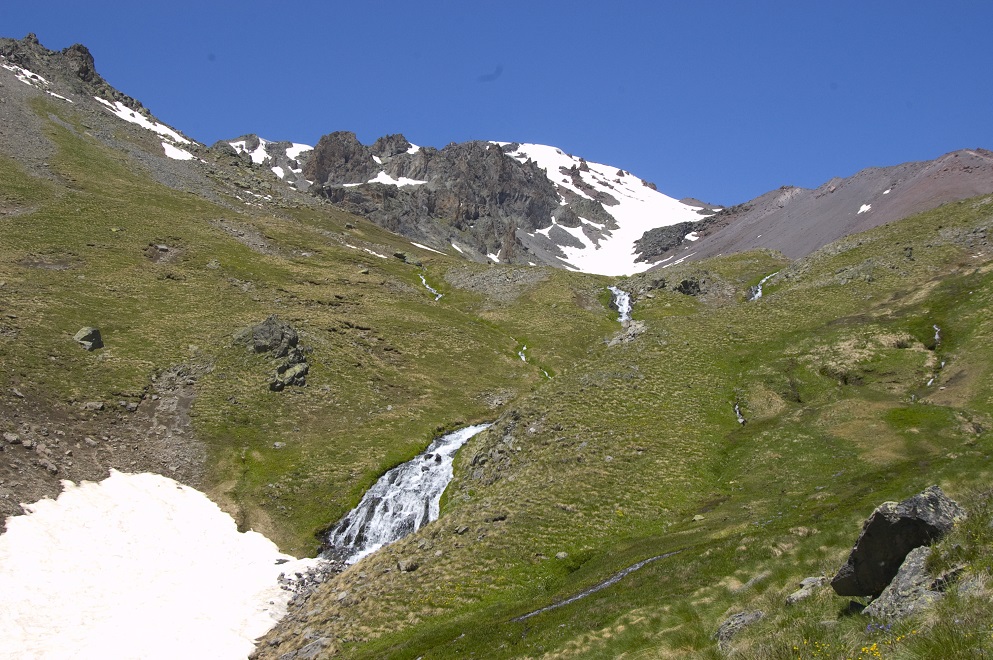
[749,271,780,301]
[0,470,319,660]
[419,273,443,301]
[608,286,632,324]
[324,423,491,564]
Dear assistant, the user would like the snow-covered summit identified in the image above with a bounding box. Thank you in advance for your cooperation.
[500,142,716,275]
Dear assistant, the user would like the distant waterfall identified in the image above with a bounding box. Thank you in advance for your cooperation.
[748,271,779,301]
[322,424,491,564]
[608,286,632,323]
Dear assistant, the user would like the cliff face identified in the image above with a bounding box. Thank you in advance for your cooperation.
[306,135,563,262]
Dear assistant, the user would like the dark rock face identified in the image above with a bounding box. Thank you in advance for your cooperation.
[73,327,103,351]
[831,486,964,598]
[862,546,958,619]
[241,316,299,358]
[305,134,568,263]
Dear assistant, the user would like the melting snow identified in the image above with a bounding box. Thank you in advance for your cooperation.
[229,138,269,164]
[162,142,196,161]
[94,97,190,144]
[368,171,428,187]
[285,143,312,161]
[451,243,464,254]
[0,470,319,659]
[883,189,891,195]
[411,242,445,255]
[406,144,421,155]
[363,248,388,259]
[1,61,74,103]
[496,142,703,276]
[271,165,285,178]
[684,231,700,242]
[858,203,872,214]
[372,155,383,165]
[487,253,501,263]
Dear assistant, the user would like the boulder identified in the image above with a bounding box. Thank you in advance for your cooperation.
[831,486,964,597]
[238,316,299,358]
[862,546,957,619]
[786,576,829,605]
[714,610,763,651]
[73,326,103,350]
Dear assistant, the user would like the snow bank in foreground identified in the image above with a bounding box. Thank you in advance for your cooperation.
[0,470,319,660]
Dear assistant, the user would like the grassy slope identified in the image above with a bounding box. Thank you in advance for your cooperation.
[0,99,616,555]
[259,194,993,658]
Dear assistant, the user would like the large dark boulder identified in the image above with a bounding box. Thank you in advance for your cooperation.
[831,486,964,597]
[862,546,960,619]
[238,315,299,358]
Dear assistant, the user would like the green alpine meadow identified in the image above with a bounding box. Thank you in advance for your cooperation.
[2,33,993,659]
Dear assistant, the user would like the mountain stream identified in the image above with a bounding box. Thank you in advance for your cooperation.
[608,286,632,323]
[323,423,492,564]
[748,271,779,301]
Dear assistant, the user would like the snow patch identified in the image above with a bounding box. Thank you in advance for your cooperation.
[684,231,700,242]
[368,171,428,187]
[271,165,285,178]
[411,242,445,255]
[162,142,195,161]
[858,203,872,214]
[451,242,464,254]
[94,97,190,144]
[0,470,319,659]
[883,189,891,195]
[496,142,703,276]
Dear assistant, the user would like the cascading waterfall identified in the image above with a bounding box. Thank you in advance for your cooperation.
[608,286,632,324]
[749,271,780,301]
[419,273,443,301]
[323,423,491,564]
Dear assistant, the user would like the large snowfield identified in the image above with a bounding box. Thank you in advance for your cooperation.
[500,143,707,276]
[0,471,318,660]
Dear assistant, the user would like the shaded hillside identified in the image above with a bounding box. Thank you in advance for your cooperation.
[640,149,993,268]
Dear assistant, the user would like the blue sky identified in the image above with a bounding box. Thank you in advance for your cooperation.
[6,1,992,204]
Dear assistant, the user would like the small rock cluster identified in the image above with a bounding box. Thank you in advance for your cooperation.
[236,316,310,391]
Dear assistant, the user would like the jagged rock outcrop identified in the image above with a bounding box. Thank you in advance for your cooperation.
[831,486,964,598]
[0,33,144,112]
[236,316,309,391]
[306,135,577,263]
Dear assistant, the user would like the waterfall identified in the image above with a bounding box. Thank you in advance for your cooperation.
[749,271,779,301]
[323,423,491,564]
[608,286,632,324]
[419,274,443,301]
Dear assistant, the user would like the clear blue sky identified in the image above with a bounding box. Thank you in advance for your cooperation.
[6,1,992,204]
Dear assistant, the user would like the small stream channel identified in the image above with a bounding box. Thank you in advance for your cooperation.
[608,286,632,323]
[322,423,491,564]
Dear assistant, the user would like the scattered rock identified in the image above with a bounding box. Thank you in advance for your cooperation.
[714,610,764,651]
[786,576,828,605]
[73,326,103,351]
[3,432,20,444]
[237,316,299,358]
[397,559,418,572]
[831,486,964,598]
[555,551,569,560]
[82,401,104,411]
